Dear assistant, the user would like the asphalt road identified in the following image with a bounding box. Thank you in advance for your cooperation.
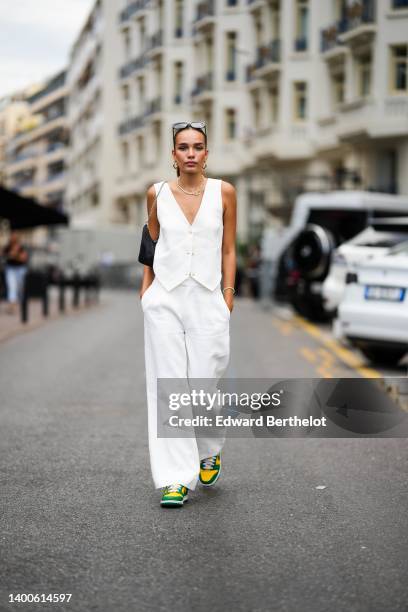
[1,290,407,612]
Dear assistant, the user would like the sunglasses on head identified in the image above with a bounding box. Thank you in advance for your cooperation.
[172,121,207,139]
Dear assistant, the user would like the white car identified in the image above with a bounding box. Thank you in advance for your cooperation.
[336,241,408,366]
[322,223,408,313]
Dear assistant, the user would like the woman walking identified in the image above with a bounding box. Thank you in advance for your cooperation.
[140,121,237,507]
[2,231,28,315]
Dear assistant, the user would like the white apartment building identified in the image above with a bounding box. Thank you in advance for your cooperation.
[3,71,69,243]
[242,0,408,237]
[67,0,408,242]
[0,93,29,186]
[66,0,121,227]
[115,0,254,234]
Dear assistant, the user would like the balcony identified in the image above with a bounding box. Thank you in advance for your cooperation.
[320,23,347,55]
[118,113,145,136]
[191,72,214,101]
[144,96,162,117]
[247,0,266,11]
[338,0,377,45]
[247,40,281,80]
[146,29,163,57]
[119,0,149,24]
[43,172,66,186]
[119,54,148,79]
[193,0,215,32]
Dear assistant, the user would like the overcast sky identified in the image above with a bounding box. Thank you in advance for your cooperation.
[0,0,94,98]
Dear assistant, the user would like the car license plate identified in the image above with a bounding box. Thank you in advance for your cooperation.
[364,285,405,302]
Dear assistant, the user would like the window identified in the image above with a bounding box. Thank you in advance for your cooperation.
[331,71,345,106]
[139,18,146,52]
[357,54,371,98]
[225,108,237,139]
[123,27,131,59]
[137,76,145,111]
[270,1,281,40]
[335,0,348,21]
[205,37,213,72]
[122,84,130,102]
[153,120,161,160]
[295,0,309,52]
[121,141,129,171]
[137,135,144,167]
[252,91,261,129]
[268,83,279,122]
[293,81,308,120]
[226,32,237,81]
[175,0,183,38]
[390,45,408,93]
[174,62,183,104]
[226,0,238,5]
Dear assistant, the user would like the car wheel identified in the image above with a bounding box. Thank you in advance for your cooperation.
[292,224,336,281]
[358,345,407,366]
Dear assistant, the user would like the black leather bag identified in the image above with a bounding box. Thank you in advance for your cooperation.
[138,181,165,267]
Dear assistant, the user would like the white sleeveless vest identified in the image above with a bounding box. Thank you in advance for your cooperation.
[152,178,223,291]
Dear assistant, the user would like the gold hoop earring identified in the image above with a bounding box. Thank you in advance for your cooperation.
[172,161,178,170]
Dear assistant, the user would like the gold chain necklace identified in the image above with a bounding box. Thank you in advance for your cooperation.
[177,176,205,196]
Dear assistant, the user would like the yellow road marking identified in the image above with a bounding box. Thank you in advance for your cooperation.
[272,319,294,336]
[299,346,317,363]
[291,314,382,379]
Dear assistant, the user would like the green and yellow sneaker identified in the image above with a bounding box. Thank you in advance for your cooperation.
[160,484,189,507]
[199,453,221,487]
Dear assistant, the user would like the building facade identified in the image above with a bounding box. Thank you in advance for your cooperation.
[66,0,408,242]
[4,71,69,218]
[66,0,121,228]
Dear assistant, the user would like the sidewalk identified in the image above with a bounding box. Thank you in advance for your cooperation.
[0,286,101,344]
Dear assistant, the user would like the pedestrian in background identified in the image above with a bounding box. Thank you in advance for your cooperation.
[140,121,237,507]
[2,231,28,315]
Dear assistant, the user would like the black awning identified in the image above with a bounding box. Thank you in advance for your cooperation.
[0,187,69,229]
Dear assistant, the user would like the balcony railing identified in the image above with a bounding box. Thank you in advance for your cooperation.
[191,72,213,97]
[320,23,346,52]
[342,0,376,34]
[27,71,66,105]
[194,0,215,23]
[320,1,375,52]
[119,0,149,23]
[14,177,35,189]
[118,113,145,136]
[44,172,65,185]
[46,142,66,153]
[9,150,41,163]
[146,29,163,52]
[119,54,148,79]
[144,96,162,116]
[255,40,281,68]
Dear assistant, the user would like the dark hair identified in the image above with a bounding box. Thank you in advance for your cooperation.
[173,127,207,177]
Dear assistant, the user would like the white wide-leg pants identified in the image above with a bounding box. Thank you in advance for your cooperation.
[141,276,230,490]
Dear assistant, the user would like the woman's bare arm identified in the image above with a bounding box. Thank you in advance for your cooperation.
[221,180,237,312]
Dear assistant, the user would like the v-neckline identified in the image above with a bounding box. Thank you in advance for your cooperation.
[166,178,210,228]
